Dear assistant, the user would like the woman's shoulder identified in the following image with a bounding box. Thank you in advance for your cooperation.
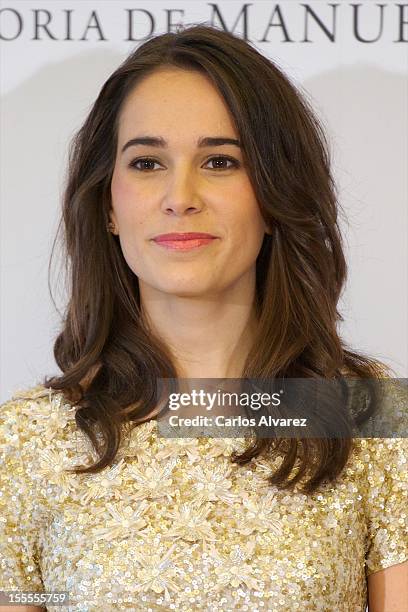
[348,380,407,526]
[0,383,78,455]
[351,436,407,480]
[352,438,408,575]
[348,375,407,439]
[1,381,75,416]
[350,376,408,475]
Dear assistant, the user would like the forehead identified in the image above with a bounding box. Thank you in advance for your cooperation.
[117,67,238,141]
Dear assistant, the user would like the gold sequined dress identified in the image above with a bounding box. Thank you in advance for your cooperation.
[0,384,407,611]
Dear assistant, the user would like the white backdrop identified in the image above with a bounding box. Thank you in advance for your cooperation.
[1,0,407,401]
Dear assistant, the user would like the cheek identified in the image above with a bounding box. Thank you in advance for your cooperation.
[223,186,265,241]
[111,172,136,213]
[111,172,150,228]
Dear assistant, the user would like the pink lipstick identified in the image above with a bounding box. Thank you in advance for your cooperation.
[152,232,217,251]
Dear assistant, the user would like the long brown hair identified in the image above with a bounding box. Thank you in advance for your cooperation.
[43,24,392,494]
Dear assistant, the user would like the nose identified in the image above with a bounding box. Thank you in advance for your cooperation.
[160,166,203,216]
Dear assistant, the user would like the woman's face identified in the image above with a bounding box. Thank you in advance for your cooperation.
[110,66,269,299]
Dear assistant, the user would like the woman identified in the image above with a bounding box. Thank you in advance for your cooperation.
[0,24,406,612]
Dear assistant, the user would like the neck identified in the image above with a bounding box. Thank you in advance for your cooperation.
[139,276,258,379]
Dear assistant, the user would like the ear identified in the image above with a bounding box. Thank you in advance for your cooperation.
[108,209,119,235]
[264,222,273,235]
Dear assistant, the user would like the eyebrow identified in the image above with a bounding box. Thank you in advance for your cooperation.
[121,136,241,154]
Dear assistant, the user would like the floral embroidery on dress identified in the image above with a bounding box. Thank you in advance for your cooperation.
[117,420,156,463]
[132,542,183,602]
[36,448,77,488]
[207,542,260,591]
[233,490,282,536]
[126,456,178,501]
[80,459,126,504]
[163,501,218,543]
[92,499,149,542]
[186,463,238,504]
[155,437,201,463]
[205,436,248,458]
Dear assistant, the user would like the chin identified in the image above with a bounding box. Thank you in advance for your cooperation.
[160,283,211,297]
[138,274,220,298]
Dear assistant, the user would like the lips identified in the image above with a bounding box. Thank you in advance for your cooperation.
[153,232,217,241]
[152,232,218,251]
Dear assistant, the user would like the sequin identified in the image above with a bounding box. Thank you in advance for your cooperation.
[0,384,407,611]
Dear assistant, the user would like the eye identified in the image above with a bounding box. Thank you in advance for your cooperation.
[128,157,162,172]
[204,156,240,170]
[128,155,240,172]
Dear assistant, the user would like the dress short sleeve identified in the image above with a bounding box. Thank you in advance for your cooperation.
[364,436,408,576]
[0,393,45,592]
